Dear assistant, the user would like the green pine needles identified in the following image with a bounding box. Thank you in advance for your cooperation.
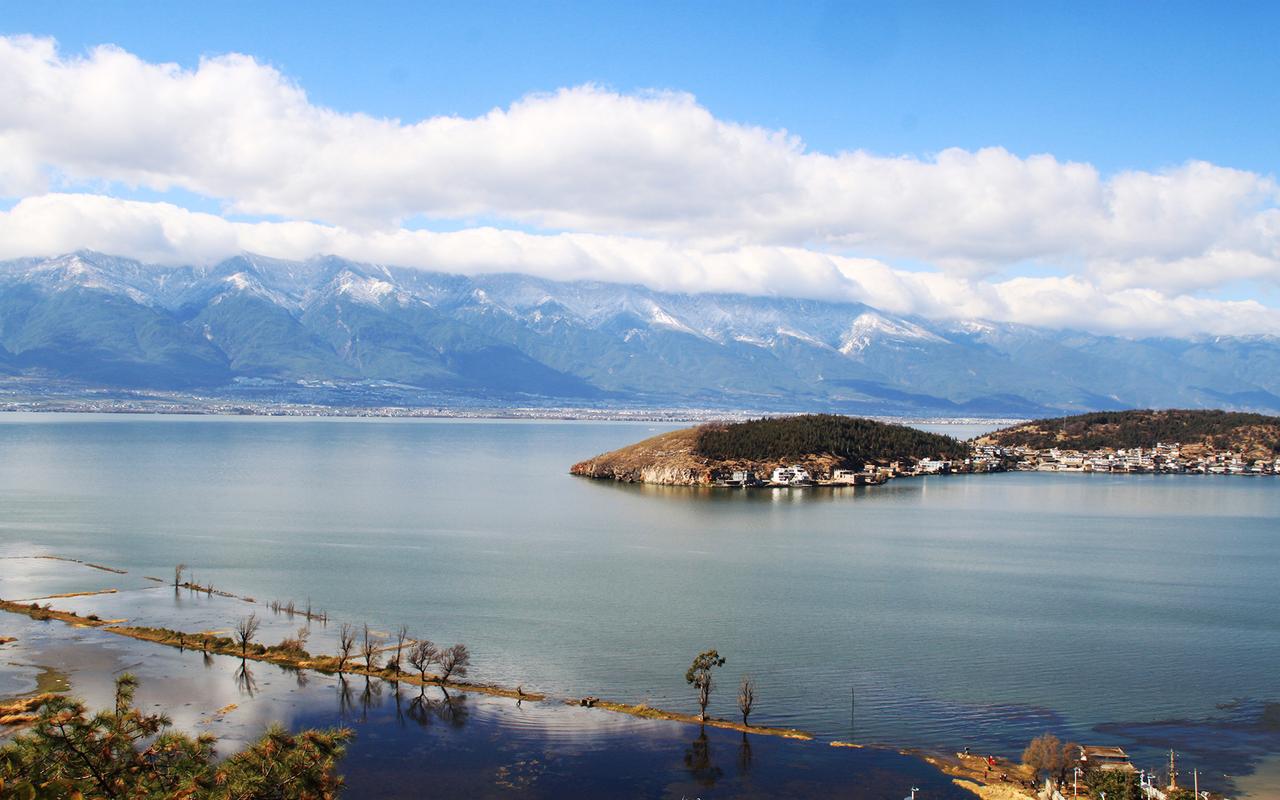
[0,674,351,799]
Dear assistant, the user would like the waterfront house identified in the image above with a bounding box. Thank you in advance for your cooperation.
[770,465,814,485]
[1076,745,1135,773]
[916,459,952,475]
[830,468,861,484]
[714,469,758,487]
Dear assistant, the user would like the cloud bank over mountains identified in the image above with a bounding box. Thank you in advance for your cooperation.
[1,34,1277,337]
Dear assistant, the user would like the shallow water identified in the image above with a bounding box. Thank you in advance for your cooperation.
[0,610,969,799]
[1,413,1277,793]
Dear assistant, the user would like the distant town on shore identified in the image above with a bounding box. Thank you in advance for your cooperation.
[572,410,1280,487]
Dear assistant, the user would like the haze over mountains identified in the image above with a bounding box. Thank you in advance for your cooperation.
[2,251,1278,416]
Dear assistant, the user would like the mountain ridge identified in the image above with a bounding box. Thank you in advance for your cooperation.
[2,250,1279,415]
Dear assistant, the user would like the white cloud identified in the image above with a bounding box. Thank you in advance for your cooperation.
[0,34,1278,337]
[2,193,1277,338]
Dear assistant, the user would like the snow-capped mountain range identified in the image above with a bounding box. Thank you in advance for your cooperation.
[2,251,1278,415]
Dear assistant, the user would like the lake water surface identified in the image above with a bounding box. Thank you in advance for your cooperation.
[1,414,1277,792]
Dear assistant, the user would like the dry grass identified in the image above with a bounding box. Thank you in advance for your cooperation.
[0,598,116,626]
[0,693,59,727]
[921,752,1038,800]
[18,589,118,601]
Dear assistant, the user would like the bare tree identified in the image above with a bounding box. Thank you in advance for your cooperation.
[361,623,383,671]
[337,622,356,672]
[390,625,409,674]
[408,639,439,681]
[1022,732,1068,789]
[437,644,471,682]
[686,649,726,722]
[173,563,187,590]
[234,612,260,657]
[738,675,756,726]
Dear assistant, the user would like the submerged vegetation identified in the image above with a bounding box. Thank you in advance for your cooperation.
[695,414,966,465]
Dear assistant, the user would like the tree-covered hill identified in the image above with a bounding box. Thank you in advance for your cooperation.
[695,414,966,464]
[571,415,966,485]
[978,409,1280,454]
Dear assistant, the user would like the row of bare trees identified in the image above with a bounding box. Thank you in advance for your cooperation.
[333,622,470,683]
[228,613,471,685]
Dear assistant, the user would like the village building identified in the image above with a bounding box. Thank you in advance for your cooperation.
[1077,745,1135,773]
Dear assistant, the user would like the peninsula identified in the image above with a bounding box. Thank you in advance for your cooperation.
[571,410,1280,486]
[570,414,972,486]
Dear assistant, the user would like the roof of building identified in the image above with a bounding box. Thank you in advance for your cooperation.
[1080,746,1130,760]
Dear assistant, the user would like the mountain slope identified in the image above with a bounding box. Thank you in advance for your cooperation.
[1,251,1279,413]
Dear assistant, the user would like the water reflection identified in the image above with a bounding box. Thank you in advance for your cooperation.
[234,659,256,697]
[738,732,753,775]
[436,687,469,728]
[406,687,433,728]
[682,727,723,788]
[359,676,382,722]
[280,662,310,688]
[391,681,405,727]
[400,685,470,729]
[337,675,356,719]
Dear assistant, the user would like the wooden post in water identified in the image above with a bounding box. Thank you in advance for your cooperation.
[850,687,855,739]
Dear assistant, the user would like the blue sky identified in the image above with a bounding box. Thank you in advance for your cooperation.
[0,2,1277,337]
[7,0,1277,174]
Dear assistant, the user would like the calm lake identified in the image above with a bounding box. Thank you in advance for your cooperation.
[1,413,1277,792]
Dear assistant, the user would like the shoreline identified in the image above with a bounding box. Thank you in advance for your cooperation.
[0,554,1021,798]
[2,595,1028,797]
[0,403,1020,427]
[0,559,816,744]
[0,596,812,740]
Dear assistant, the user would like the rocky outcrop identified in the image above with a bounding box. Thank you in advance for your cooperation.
[570,428,714,485]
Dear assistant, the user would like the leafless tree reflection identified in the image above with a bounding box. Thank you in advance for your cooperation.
[337,674,356,720]
[234,659,257,697]
[737,733,754,776]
